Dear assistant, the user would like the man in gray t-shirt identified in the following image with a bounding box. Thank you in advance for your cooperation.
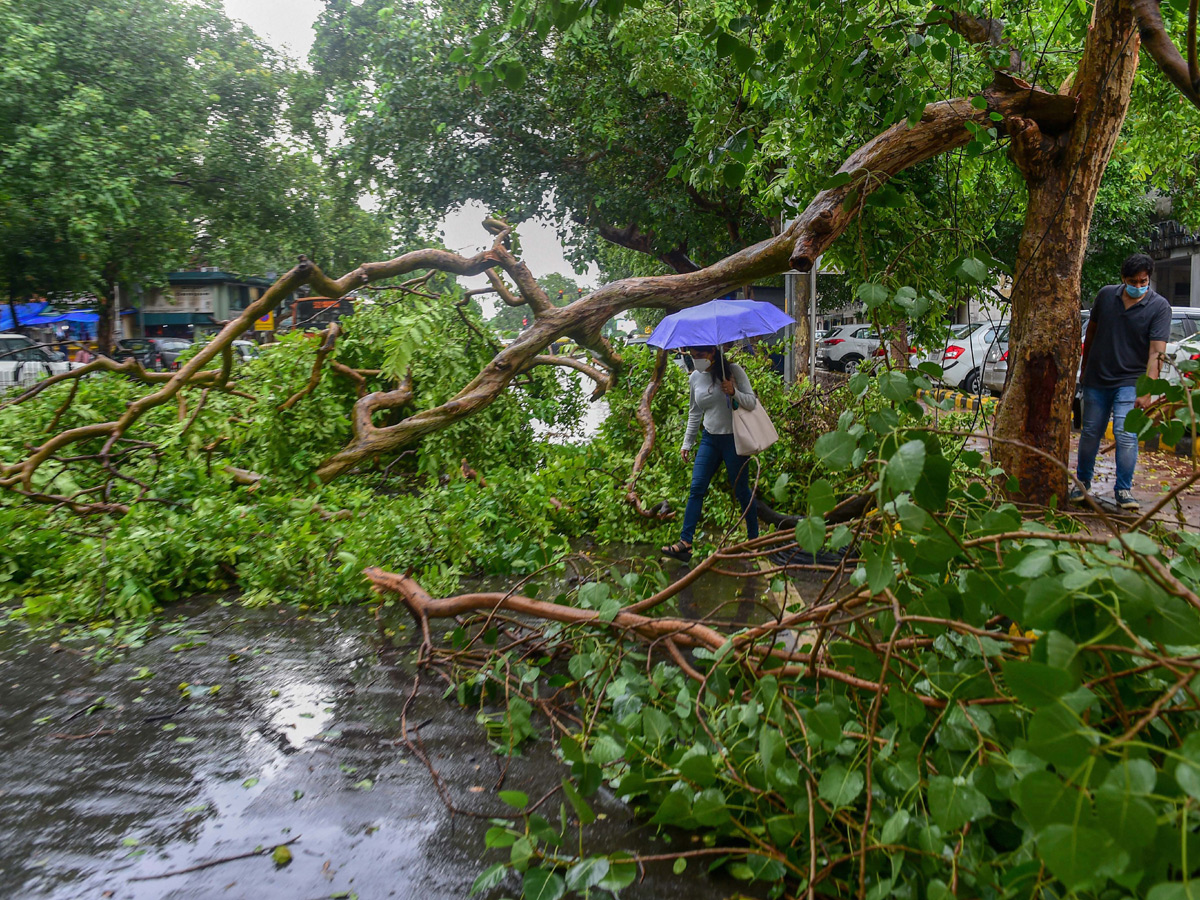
[1074,253,1171,510]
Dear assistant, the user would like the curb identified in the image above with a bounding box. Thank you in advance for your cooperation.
[914,387,997,413]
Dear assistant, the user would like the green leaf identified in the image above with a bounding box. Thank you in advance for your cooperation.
[561,777,596,825]
[1174,731,1200,799]
[815,431,857,470]
[503,61,527,89]
[927,775,991,830]
[732,42,756,72]
[522,867,566,900]
[881,809,910,844]
[886,440,926,492]
[863,544,895,594]
[678,749,717,787]
[818,764,864,808]
[807,478,835,517]
[1038,824,1127,890]
[1002,660,1077,708]
[1095,783,1157,848]
[857,282,890,307]
[470,862,508,895]
[878,370,912,402]
[795,515,825,555]
[806,703,843,745]
[598,853,636,891]
[1026,701,1097,769]
[955,257,990,284]
[693,787,731,826]
[565,857,610,891]
[723,162,746,188]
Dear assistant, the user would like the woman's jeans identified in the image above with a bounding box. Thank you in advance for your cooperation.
[680,431,759,544]
[1077,384,1138,492]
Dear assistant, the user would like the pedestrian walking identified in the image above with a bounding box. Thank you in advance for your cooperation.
[1073,253,1170,510]
[660,346,760,562]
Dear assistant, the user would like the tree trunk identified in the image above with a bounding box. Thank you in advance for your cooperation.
[993,0,1141,504]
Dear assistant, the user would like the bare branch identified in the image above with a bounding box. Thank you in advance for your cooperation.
[1133,0,1200,108]
[278,324,340,411]
[625,349,675,521]
[525,354,612,399]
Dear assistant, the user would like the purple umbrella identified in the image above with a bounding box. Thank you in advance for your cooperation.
[646,299,794,351]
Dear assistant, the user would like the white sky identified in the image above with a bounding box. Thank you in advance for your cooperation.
[222,0,602,294]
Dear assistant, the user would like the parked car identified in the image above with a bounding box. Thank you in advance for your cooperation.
[818,324,881,372]
[0,333,78,389]
[232,340,262,362]
[925,322,1005,394]
[145,337,194,370]
[983,306,1200,398]
[114,338,157,367]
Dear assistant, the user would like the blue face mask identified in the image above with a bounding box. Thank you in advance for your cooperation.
[1125,284,1149,299]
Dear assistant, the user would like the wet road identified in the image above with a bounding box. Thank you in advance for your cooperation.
[0,600,765,900]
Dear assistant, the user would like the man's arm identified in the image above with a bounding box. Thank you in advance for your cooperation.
[1136,339,1168,409]
[1080,315,1098,377]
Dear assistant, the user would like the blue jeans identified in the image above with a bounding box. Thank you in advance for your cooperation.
[680,431,759,544]
[1077,384,1138,492]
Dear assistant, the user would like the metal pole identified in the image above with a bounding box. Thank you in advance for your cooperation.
[809,255,821,382]
[783,271,796,383]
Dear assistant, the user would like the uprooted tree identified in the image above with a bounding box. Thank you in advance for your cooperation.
[4,0,1200,507]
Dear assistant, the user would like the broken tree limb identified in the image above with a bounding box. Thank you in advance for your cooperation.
[625,348,675,521]
[526,354,612,400]
[278,323,341,411]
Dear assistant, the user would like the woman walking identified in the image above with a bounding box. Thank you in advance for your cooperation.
[661,346,760,563]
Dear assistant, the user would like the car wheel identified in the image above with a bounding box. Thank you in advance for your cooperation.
[841,354,864,374]
[961,368,981,395]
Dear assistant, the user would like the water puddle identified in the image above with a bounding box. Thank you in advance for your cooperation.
[0,601,765,899]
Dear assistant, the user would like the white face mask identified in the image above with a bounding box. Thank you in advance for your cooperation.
[693,358,711,372]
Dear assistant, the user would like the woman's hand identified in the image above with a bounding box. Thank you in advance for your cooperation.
[681,448,692,463]
[721,377,736,396]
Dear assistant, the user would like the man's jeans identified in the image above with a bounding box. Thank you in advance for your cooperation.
[680,431,759,544]
[1077,384,1138,492]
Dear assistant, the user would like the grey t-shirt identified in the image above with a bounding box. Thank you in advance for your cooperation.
[1081,284,1171,389]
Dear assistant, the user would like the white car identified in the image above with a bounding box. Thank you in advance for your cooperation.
[818,324,881,372]
[925,322,1004,394]
[983,306,1200,397]
[0,333,78,389]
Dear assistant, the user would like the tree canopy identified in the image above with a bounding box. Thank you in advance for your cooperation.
[0,0,391,338]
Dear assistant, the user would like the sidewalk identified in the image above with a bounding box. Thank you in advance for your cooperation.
[1067,435,1200,528]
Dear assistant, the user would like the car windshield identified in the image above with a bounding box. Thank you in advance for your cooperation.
[954,323,981,338]
[120,340,152,350]
[156,339,192,350]
[0,336,51,362]
[996,325,1010,343]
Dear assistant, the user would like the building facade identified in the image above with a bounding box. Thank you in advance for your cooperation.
[139,269,282,338]
[1149,221,1200,307]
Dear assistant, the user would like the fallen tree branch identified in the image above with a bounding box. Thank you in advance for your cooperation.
[625,348,675,520]
[278,323,341,410]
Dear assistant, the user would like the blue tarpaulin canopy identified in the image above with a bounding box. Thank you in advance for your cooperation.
[0,302,49,331]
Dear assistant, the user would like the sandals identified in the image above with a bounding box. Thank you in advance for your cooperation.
[661,540,692,563]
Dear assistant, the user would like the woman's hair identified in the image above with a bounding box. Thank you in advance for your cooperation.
[689,345,731,384]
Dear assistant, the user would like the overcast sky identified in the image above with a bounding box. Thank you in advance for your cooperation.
[221,0,601,292]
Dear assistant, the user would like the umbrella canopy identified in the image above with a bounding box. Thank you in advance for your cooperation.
[646,299,794,350]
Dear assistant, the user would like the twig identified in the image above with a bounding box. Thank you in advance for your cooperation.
[128,835,301,881]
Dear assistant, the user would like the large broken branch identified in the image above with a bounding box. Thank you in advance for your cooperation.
[1133,0,1200,108]
[4,80,1080,500]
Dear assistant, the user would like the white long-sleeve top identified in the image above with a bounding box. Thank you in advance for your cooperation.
[682,363,758,451]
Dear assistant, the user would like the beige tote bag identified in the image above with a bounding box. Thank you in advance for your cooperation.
[733,400,779,456]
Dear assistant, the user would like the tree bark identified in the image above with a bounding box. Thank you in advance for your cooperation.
[993,0,1141,503]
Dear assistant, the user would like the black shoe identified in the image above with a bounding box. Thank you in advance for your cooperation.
[661,541,692,563]
[1115,489,1140,510]
[1068,483,1090,504]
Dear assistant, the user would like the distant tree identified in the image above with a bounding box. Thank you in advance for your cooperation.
[0,0,392,349]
